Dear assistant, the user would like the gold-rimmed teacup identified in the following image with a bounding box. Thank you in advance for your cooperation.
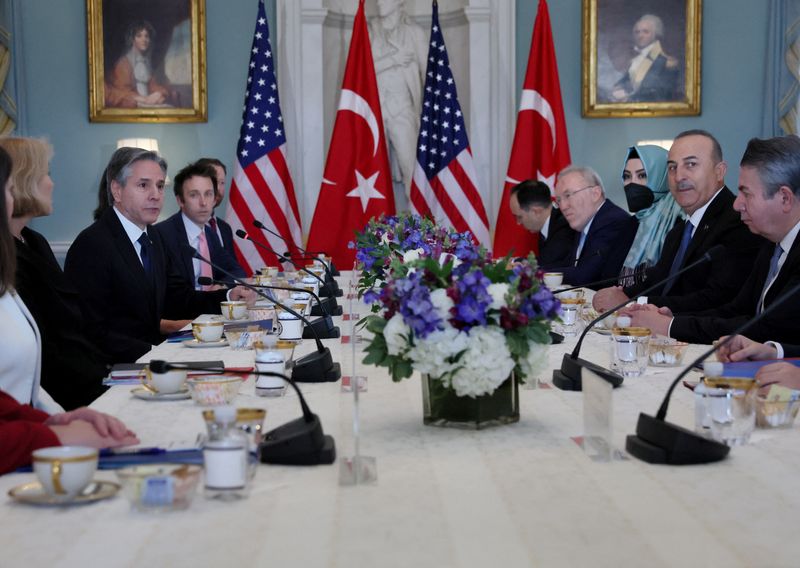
[192,320,225,343]
[140,366,187,394]
[220,300,248,321]
[32,446,98,497]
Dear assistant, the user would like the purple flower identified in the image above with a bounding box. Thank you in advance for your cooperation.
[363,289,380,304]
[393,271,443,338]
[451,269,492,329]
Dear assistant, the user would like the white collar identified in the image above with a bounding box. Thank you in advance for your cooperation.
[778,218,800,254]
[181,212,204,242]
[687,187,725,232]
[113,206,148,245]
[581,200,606,236]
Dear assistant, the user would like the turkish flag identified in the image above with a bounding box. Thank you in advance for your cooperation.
[493,0,570,258]
[306,0,395,267]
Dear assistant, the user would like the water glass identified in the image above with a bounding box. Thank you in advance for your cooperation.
[610,327,650,378]
[702,377,757,446]
[558,298,584,336]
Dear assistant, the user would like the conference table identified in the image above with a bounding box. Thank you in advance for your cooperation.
[3,272,800,568]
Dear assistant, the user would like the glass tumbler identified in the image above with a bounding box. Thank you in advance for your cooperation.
[610,327,651,378]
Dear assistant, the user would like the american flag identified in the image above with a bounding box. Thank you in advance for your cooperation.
[225,0,302,271]
[409,2,490,246]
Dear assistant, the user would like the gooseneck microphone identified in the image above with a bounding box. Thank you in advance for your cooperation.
[149,360,335,465]
[626,276,800,465]
[236,229,343,314]
[252,219,340,276]
[188,247,341,382]
[198,276,340,340]
[552,244,724,391]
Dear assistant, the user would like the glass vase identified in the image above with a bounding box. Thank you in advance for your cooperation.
[421,373,519,429]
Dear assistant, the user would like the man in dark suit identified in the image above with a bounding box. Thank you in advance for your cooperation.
[194,157,244,272]
[593,130,765,313]
[626,135,800,345]
[508,179,576,268]
[65,148,253,363]
[553,165,638,288]
[155,162,243,289]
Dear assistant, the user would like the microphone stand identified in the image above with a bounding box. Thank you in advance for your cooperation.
[626,277,800,464]
[237,230,344,315]
[253,219,340,276]
[190,248,341,382]
[149,360,335,465]
[198,277,340,339]
[282,252,343,297]
[553,246,723,391]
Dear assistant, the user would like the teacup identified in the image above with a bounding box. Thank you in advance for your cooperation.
[543,272,563,288]
[141,366,187,394]
[192,320,225,343]
[32,446,98,498]
[221,300,248,321]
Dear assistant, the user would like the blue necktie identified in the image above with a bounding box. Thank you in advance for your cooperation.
[758,243,784,314]
[205,223,223,251]
[137,232,152,276]
[663,220,693,295]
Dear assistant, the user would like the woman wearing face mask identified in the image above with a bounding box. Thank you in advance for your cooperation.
[618,145,684,285]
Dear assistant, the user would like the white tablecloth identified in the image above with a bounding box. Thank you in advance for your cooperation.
[2,273,799,568]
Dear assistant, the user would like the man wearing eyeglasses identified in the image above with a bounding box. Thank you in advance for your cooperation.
[552,165,637,288]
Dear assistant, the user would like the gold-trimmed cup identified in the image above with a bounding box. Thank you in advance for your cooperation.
[192,320,225,343]
[140,366,187,394]
[220,300,248,321]
[32,446,98,498]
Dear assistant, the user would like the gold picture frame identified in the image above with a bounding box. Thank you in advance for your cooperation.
[87,0,207,123]
[582,0,702,118]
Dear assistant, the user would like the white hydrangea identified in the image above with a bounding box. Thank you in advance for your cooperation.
[486,283,509,310]
[446,326,515,398]
[518,341,549,382]
[429,288,454,326]
[438,252,462,268]
[383,314,410,356]
[408,327,469,379]
[402,248,425,263]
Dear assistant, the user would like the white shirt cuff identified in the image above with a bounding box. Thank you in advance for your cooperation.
[666,317,675,338]
[765,341,784,359]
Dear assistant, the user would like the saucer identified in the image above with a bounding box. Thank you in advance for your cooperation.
[183,339,229,348]
[131,386,191,401]
[8,480,120,506]
[592,328,612,336]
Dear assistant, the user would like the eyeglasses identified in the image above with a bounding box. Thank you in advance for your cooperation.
[554,184,596,206]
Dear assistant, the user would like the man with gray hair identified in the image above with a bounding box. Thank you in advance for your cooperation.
[553,164,637,287]
[611,13,679,102]
[65,147,253,363]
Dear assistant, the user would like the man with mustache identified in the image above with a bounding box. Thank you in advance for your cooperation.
[625,135,800,344]
[593,129,764,313]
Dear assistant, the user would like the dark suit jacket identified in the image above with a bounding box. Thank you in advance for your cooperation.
[15,228,109,410]
[783,344,800,358]
[615,53,678,102]
[538,208,578,270]
[64,208,229,363]
[670,236,800,344]
[624,188,766,313]
[561,199,638,289]
[155,212,245,287]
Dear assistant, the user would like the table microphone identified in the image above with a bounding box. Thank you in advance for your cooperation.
[189,247,341,382]
[252,219,340,276]
[149,360,335,465]
[236,229,344,314]
[198,276,340,339]
[281,251,343,296]
[552,244,724,391]
[626,276,800,465]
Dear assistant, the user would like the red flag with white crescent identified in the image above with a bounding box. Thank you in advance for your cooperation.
[493,0,571,258]
[306,0,395,267]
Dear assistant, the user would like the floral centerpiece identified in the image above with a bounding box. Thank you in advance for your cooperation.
[360,248,561,429]
[350,213,477,299]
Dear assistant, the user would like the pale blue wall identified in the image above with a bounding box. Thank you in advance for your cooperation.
[20,0,767,241]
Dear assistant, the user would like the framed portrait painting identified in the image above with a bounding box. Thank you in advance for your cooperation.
[87,0,207,123]
[582,0,702,118]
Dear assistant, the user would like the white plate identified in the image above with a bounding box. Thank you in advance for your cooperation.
[182,339,229,348]
[592,327,612,336]
[8,480,120,506]
[131,386,191,401]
